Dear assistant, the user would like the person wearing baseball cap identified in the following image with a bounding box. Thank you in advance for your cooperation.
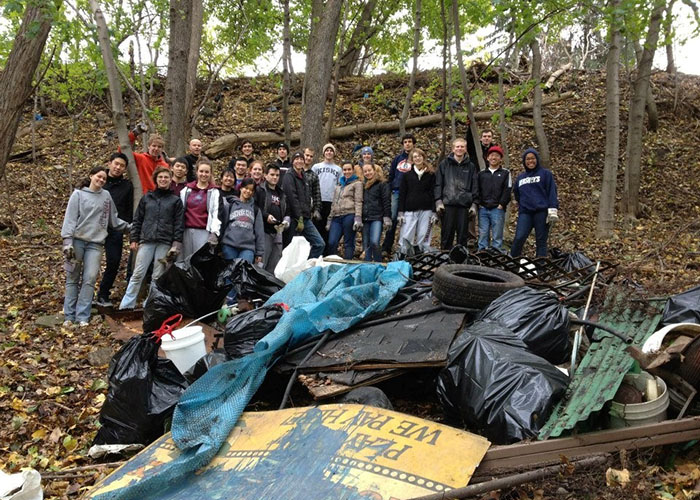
[476,145,511,252]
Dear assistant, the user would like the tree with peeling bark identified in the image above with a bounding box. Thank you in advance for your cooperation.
[400,0,422,137]
[596,0,622,238]
[623,0,665,219]
[300,0,344,155]
[164,0,203,157]
[88,0,142,202]
[0,0,59,181]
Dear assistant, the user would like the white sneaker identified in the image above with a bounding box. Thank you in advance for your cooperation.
[62,320,73,327]
[78,321,89,327]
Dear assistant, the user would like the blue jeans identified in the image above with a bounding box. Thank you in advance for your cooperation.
[381,191,399,253]
[328,214,356,259]
[510,210,549,257]
[296,217,325,259]
[363,220,383,262]
[64,239,103,322]
[119,242,169,309]
[221,245,254,263]
[478,207,506,252]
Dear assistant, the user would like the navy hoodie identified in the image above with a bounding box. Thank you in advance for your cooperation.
[513,148,559,212]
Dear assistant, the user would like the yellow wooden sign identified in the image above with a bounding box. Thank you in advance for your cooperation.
[89,404,490,500]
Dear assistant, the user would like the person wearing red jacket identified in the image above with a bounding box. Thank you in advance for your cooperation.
[124,130,170,193]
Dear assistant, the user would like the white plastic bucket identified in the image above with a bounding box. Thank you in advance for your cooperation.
[609,372,669,428]
[160,325,206,374]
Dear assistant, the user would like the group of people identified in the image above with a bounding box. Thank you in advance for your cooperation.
[60,128,559,326]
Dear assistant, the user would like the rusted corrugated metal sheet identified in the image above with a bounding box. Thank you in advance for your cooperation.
[538,298,662,440]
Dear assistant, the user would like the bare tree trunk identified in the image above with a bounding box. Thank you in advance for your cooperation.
[530,37,551,168]
[337,0,379,78]
[623,0,665,218]
[185,0,203,133]
[596,0,622,238]
[282,0,292,144]
[165,0,193,156]
[400,0,421,137]
[89,0,142,202]
[300,0,344,156]
[451,0,484,170]
[663,0,676,73]
[0,1,56,180]
[439,0,448,159]
[633,40,659,132]
[325,8,349,142]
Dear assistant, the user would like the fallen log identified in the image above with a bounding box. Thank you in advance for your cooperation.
[204,92,574,158]
[545,63,573,89]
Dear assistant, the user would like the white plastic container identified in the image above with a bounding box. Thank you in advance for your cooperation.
[609,372,669,428]
[160,325,206,374]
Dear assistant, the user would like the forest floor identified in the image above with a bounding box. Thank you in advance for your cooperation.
[1,68,699,499]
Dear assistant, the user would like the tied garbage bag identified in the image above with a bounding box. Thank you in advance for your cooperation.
[661,284,700,327]
[437,320,568,444]
[224,304,287,358]
[478,287,571,365]
[143,244,231,333]
[183,349,230,384]
[93,330,189,446]
[220,259,285,302]
[549,247,594,272]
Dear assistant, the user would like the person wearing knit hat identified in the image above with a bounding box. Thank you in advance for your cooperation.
[311,143,342,246]
[273,142,291,176]
[359,146,374,166]
[476,145,511,252]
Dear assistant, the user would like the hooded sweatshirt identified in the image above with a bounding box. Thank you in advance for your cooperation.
[513,148,559,213]
[221,197,265,257]
[61,187,129,244]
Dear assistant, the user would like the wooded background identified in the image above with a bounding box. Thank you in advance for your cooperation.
[1,0,698,238]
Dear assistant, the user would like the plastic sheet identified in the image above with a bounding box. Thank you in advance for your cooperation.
[143,244,231,333]
[224,304,286,359]
[477,287,572,364]
[220,259,285,302]
[550,247,594,271]
[661,285,700,327]
[93,333,189,446]
[437,320,569,444]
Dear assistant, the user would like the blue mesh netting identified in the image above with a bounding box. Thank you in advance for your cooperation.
[95,261,410,500]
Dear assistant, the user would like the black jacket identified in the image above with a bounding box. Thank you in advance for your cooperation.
[477,167,512,209]
[434,154,479,207]
[281,167,312,219]
[362,180,391,221]
[399,168,435,213]
[130,187,184,244]
[184,153,199,182]
[104,175,134,223]
[255,182,289,234]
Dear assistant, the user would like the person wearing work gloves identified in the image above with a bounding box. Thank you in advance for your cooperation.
[326,162,364,259]
[255,163,290,273]
[361,162,391,262]
[434,138,479,250]
[178,158,222,261]
[119,167,184,310]
[397,148,437,257]
[476,145,511,252]
[510,148,559,258]
[61,166,130,327]
[281,151,325,258]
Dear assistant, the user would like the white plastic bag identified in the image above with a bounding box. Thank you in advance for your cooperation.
[0,468,42,500]
[274,236,311,283]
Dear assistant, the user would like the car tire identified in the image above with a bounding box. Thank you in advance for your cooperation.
[433,264,525,309]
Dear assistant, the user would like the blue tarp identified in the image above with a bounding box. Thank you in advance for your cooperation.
[96,261,410,500]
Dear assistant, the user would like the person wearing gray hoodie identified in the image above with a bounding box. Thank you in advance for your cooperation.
[61,166,129,326]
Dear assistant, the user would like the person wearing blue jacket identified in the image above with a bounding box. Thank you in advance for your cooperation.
[510,148,559,257]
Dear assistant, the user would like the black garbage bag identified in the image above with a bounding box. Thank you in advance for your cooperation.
[661,285,700,326]
[224,304,286,358]
[183,349,231,384]
[93,332,189,445]
[337,387,393,410]
[437,320,568,444]
[477,287,571,365]
[143,243,231,332]
[219,259,285,303]
[549,247,594,272]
